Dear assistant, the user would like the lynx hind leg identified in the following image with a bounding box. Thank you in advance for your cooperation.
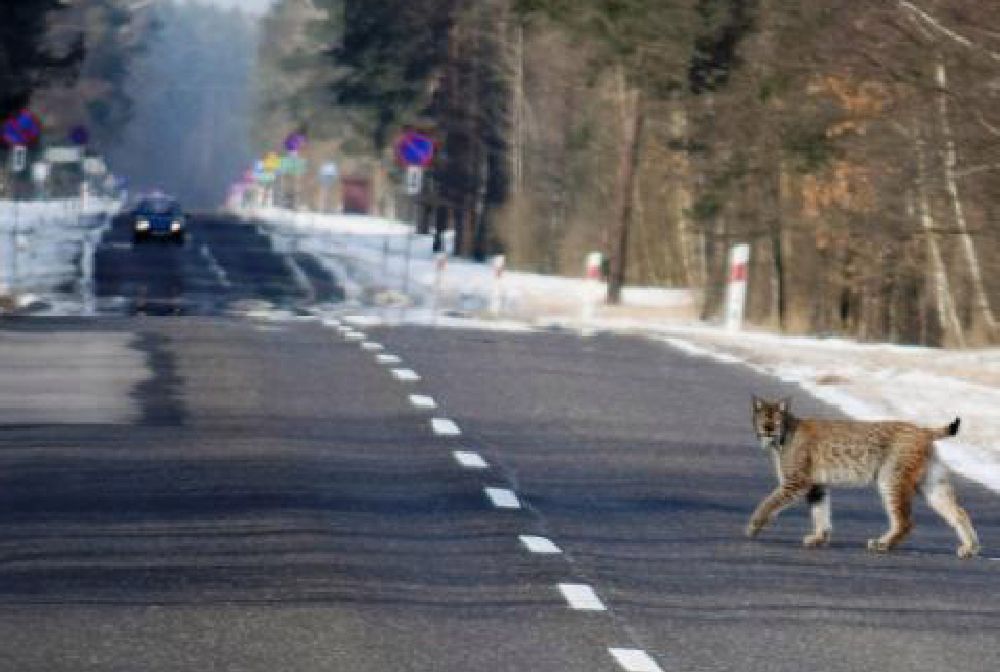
[923,460,981,559]
[803,485,832,548]
[868,469,917,554]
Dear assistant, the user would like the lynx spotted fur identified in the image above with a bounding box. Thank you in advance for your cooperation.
[748,396,980,558]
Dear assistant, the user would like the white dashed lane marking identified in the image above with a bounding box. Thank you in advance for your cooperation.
[409,394,437,409]
[484,487,521,509]
[608,648,664,672]
[557,583,607,611]
[361,342,384,351]
[321,317,341,328]
[391,368,421,382]
[344,331,365,342]
[431,418,462,436]
[519,535,562,554]
[378,354,403,365]
[453,451,489,469]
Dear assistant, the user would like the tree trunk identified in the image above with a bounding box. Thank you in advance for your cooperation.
[510,20,525,197]
[934,58,996,336]
[670,101,702,287]
[607,69,644,305]
[914,120,965,347]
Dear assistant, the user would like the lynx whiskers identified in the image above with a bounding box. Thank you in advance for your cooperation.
[748,395,980,558]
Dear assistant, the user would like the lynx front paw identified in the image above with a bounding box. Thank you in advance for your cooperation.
[746,517,766,538]
[802,531,831,548]
[866,538,891,553]
[957,543,980,559]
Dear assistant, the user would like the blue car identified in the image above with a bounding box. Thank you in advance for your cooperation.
[132,195,186,243]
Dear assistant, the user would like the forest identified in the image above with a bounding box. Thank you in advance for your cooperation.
[4,1,998,346]
[1,1,256,207]
[256,0,1000,347]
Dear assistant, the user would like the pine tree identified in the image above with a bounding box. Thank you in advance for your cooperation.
[0,0,84,120]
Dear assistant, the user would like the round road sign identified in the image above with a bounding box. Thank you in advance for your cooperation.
[394,130,436,168]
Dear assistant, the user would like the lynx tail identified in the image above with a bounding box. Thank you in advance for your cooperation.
[932,417,961,439]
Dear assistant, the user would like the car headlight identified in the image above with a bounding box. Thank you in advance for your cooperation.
[135,219,150,231]
[170,220,183,232]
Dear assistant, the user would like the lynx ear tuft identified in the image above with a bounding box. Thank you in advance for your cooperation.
[778,397,792,413]
[752,395,764,411]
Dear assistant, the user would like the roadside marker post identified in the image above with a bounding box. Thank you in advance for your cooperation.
[432,252,447,324]
[582,251,603,336]
[725,243,751,331]
[491,254,506,316]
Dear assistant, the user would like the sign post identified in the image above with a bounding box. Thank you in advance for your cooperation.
[725,243,751,331]
[31,161,50,200]
[394,130,436,301]
[431,252,447,323]
[318,162,338,212]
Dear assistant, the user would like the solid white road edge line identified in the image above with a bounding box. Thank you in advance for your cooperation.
[431,418,461,436]
[391,368,421,381]
[484,487,521,509]
[409,394,437,409]
[608,648,664,672]
[453,451,489,469]
[518,535,561,554]
[557,583,606,611]
[377,354,403,364]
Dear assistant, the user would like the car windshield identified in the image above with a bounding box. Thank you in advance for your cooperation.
[136,198,179,215]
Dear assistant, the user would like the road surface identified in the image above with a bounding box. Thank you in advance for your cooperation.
[0,213,996,671]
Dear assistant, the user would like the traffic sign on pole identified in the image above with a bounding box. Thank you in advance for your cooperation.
[319,162,338,184]
[2,109,42,147]
[394,130,436,168]
[404,165,424,195]
[11,145,27,173]
[32,161,50,184]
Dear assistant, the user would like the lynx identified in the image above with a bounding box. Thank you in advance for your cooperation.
[748,395,980,558]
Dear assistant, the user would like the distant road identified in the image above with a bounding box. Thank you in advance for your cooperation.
[0,213,996,671]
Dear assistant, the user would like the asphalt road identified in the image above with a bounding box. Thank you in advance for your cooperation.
[0,213,996,671]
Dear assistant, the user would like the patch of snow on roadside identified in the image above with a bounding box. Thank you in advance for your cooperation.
[657,332,1000,494]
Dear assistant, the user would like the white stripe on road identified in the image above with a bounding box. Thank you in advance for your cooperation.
[336,325,351,334]
[361,342,384,351]
[199,243,232,288]
[557,583,606,611]
[518,535,562,554]
[484,487,521,509]
[377,353,403,364]
[608,648,664,672]
[431,418,461,436]
[344,331,365,342]
[321,317,341,328]
[409,394,437,409]
[453,451,489,469]
[391,369,421,382]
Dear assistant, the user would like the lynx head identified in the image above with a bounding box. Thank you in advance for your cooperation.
[752,395,791,450]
